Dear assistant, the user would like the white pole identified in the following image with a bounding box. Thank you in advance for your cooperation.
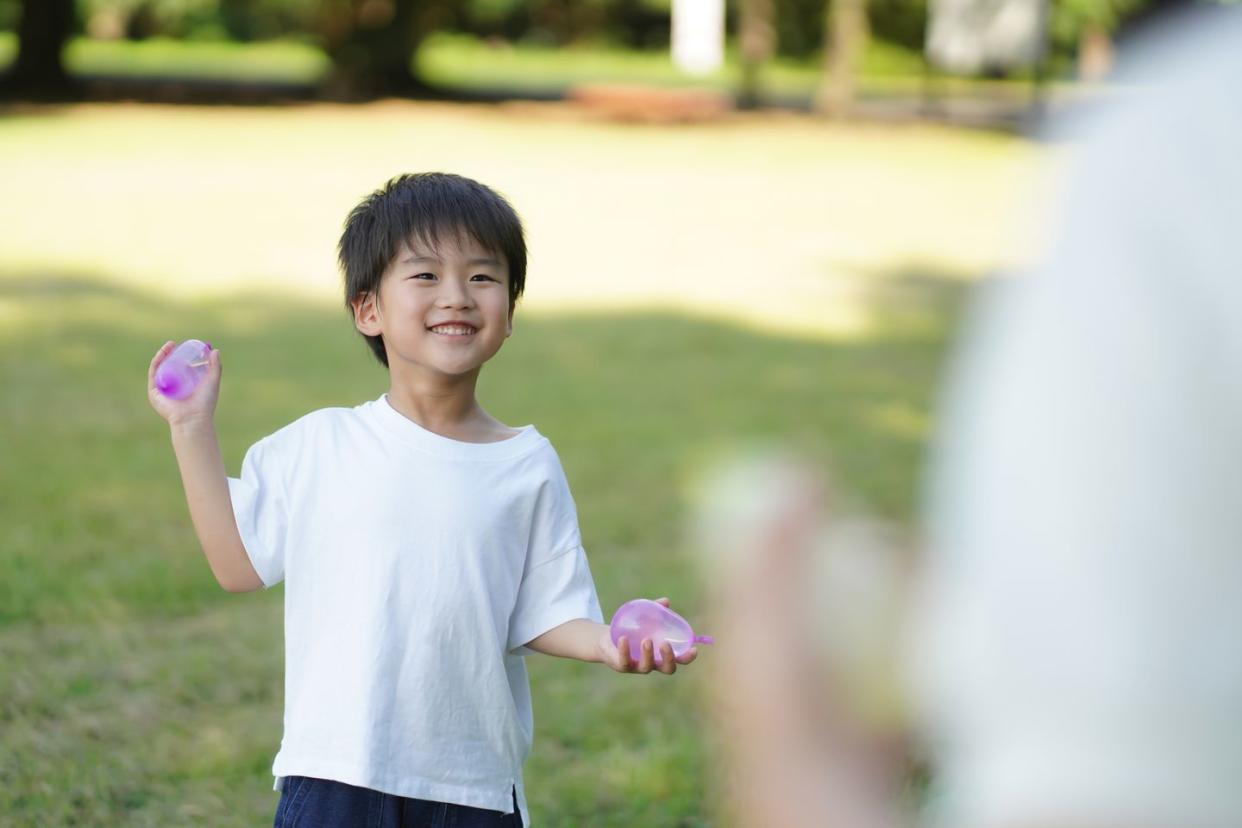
[672,0,725,76]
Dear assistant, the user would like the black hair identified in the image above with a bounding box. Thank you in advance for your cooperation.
[339,172,528,367]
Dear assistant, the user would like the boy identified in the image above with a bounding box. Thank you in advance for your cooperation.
[148,172,698,827]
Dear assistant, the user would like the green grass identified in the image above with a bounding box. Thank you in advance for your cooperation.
[0,102,1038,825]
[0,272,961,826]
[0,32,329,83]
[0,30,1040,99]
[416,31,930,97]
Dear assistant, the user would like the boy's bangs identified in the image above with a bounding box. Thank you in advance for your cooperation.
[391,197,511,268]
[401,222,503,265]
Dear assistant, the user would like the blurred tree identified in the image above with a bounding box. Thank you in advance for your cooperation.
[1053,0,1144,79]
[2,0,76,95]
[773,0,923,56]
[864,0,925,50]
[738,0,775,107]
[459,0,616,45]
[72,0,449,98]
[76,0,227,40]
[612,0,669,47]
[815,0,869,116]
[315,0,438,97]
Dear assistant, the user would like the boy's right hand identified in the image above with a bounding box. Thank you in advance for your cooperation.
[147,340,223,429]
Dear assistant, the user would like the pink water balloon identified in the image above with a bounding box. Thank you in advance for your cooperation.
[155,339,213,400]
[609,598,714,664]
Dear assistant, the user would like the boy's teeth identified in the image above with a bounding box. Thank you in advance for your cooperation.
[431,325,474,335]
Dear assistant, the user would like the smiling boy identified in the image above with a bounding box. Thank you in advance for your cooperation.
[350,231,517,443]
[148,172,697,827]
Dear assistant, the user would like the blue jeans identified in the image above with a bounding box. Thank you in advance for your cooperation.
[273,775,524,828]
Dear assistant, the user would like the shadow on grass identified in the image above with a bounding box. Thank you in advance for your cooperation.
[1,266,970,628]
[0,266,970,826]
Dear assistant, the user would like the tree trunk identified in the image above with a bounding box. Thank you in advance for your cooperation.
[1077,23,1113,82]
[318,0,436,100]
[738,0,775,109]
[815,0,869,118]
[5,0,76,96]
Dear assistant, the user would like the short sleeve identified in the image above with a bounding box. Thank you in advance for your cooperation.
[226,438,288,589]
[507,544,603,655]
[506,453,603,654]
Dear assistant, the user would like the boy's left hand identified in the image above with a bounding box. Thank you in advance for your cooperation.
[597,597,699,675]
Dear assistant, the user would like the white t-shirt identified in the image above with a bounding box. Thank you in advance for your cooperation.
[226,393,604,825]
[911,10,1242,828]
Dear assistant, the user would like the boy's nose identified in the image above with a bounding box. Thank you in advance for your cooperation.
[436,279,474,309]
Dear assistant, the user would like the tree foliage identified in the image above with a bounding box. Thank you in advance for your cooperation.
[1,0,1182,99]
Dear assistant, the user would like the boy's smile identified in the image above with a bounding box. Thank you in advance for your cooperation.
[353,234,512,383]
[428,323,478,337]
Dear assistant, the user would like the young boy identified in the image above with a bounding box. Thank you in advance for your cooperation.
[147,172,698,827]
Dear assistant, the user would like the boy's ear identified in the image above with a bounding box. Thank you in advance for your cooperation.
[352,291,382,336]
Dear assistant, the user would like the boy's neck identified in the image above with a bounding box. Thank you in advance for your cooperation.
[384,375,516,444]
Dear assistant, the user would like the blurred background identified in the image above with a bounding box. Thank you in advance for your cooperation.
[0,0,1220,825]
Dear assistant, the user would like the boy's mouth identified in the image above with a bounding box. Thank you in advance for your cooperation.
[428,323,477,337]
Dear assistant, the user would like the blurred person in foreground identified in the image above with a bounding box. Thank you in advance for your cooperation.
[697,9,1242,828]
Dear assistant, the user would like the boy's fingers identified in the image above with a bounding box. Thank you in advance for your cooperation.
[148,341,174,385]
[655,597,670,607]
[659,642,677,674]
[677,646,698,666]
[182,349,218,402]
[638,638,655,672]
[615,636,632,672]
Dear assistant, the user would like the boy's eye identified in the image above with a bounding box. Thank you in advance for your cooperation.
[470,274,497,282]
[409,272,436,281]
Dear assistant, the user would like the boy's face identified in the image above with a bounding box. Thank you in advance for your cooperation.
[353,233,512,382]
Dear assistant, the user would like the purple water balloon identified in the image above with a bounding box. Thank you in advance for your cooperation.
[155,339,213,400]
[609,598,714,664]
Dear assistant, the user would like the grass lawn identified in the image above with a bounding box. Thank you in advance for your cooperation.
[0,101,1046,825]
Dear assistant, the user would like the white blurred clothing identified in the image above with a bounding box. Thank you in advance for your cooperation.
[913,10,1242,828]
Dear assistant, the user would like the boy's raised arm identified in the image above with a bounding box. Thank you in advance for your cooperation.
[169,419,264,593]
[148,341,263,594]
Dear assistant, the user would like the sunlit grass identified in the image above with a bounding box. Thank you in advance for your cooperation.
[0,101,1047,340]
